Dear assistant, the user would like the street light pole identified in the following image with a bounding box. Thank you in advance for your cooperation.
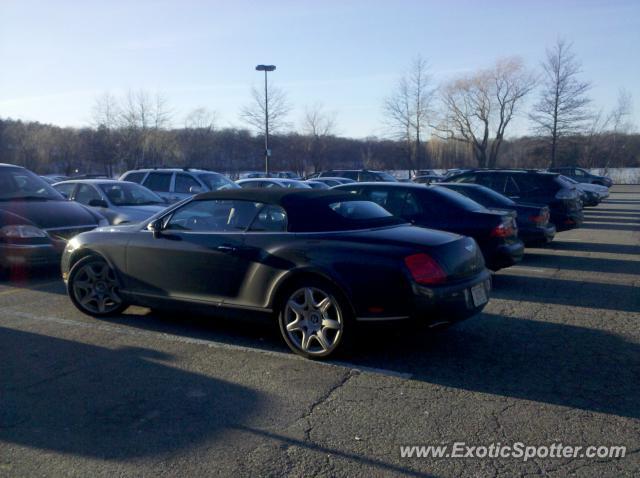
[255,64,276,175]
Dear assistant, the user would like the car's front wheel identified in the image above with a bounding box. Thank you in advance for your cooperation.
[68,255,128,317]
[278,282,350,359]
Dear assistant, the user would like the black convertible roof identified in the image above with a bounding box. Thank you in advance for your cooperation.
[194,188,351,205]
[192,188,399,232]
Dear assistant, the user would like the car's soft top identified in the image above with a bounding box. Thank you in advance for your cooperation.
[191,189,404,232]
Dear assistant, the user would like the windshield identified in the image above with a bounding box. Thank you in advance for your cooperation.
[558,175,578,185]
[430,186,486,212]
[377,171,398,181]
[443,184,515,208]
[99,182,164,206]
[197,173,239,190]
[0,167,64,201]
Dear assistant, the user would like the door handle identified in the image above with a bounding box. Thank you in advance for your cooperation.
[216,245,237,253]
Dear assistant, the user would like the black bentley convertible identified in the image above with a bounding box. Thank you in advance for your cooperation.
[62,189,491,358]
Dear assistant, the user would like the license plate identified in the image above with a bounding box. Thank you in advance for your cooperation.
[471,283,488,307]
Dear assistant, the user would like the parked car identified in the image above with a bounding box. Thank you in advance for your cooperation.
[412,175,442,184]
[0,163,107,270]
[53,180,168,225]
[236,178,311,189]
[548,167,613,187]
[304,180,331,190]
[333,182,524,271]
[239,171,269,179]
[311,169,399,182]
[445,170,583,231]
[119,168,238,203]
[273,171,302,180]
[62,189,491,358]
[557,175,609,207]
[308,177,357,187]
[438,183,556,245]
[412,169,441,178]
[41,174,69,184]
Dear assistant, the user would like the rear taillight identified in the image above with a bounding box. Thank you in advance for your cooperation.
[404,253,446,285]
[490,222,515,238]
[528,213,548,225]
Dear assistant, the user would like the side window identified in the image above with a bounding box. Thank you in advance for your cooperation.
[240,181,262,188]
[401,192,423,217]
[574,169,585,176]
[249,205,288,232]
[453,174,477,184]
[364,189,389,208]
[123,172,146,184]
[144,172,172,192]
[360,171,377,182]
[75,184,102,205]
[504,176,521,196]
[175,174,201,194]
[340,171,358,180]
[475,174,494,188]
[54,183,76,199]
[166,200,262,232]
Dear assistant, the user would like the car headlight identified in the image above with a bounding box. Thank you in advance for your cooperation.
[0,225,49,239]
[98,218,109,227]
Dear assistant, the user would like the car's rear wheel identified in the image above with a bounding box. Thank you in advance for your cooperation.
[278,282,350,359]
[68,256,128,317]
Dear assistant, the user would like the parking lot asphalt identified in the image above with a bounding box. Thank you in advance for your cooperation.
[1,186,639,477]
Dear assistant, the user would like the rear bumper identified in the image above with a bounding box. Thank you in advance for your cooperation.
[356,270,492,325]
[411,270,492,324]
[553,209,584,231]
[0,242,64,268]
[484,240,525,271]
[520,224,556,245]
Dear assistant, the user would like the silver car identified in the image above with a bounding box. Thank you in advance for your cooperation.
[235,178,312,189]
[53,179,168,225]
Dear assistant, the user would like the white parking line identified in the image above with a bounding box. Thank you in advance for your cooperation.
[5,309,413,380]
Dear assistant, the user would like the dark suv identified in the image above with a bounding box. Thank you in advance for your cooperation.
[548,167,613,187]
[311,169,398,182]
[446,170,583,231]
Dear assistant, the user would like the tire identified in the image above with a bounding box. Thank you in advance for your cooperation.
[277,279,352,359]
[67,255,128,317]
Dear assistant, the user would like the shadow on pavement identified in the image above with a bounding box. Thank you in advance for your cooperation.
[0,327,263,459]
[347,313,640,419]
[520,252,640,275]
[0,266,66,295]
[547,240,640,256]
[490,273,639,312]
[579,222,640,232]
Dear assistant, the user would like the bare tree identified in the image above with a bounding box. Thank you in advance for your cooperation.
[240,84,291,135]
[91,92,120,129]
[530,39,592,167]
[301,103,337,172]
[118,90,173,168]
[582,89,634,168]
[383,56,435,171]
[435,57,536,167]
[184,107,217,131]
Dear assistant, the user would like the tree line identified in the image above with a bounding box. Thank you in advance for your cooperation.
[0,39,637,176]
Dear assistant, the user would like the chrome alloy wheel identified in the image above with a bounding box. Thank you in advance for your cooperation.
[71,260,123,314]
[283,287,343,356]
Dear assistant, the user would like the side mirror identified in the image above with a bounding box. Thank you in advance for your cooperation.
[88,199,109,208]
[147,219,164,238]
[189,185,203,194]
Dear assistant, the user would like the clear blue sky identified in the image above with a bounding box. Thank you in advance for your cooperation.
[1,0,638,138]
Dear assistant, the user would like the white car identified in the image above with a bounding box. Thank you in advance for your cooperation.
[53,179,168,225]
